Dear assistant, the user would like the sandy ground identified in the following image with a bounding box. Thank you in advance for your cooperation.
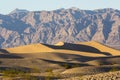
[0,41,119,79]
[62,71,120,80]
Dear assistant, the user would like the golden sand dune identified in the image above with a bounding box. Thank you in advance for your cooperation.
[54,41,65,46]
[77,41,120,56]
[5,41,120,56]
[61,66,101,75]
[5,43,54,53]
[1,41,120,80]
[55,50,106,57]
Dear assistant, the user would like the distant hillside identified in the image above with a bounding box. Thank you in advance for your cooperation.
[0,8,120,49]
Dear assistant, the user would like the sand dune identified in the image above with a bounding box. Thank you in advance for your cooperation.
[77,41,120,56]
[54,41,64,46]
[55,50,106,57]
[5,41,120,56]
[0,41,120,79]
[5,43,54,53]
[62,66,108,75]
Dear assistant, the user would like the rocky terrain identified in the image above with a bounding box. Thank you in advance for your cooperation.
[63,71,120,80]
[0,8,120,48]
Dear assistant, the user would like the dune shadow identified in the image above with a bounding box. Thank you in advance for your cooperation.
[0,54,23,58]
[39,58,91,68]
[44,43,112,56]
[39,53,120,64]
[51,53,100,62]
[39,53,94,67]
[0,66,31,72]
[0,49,23,58]
[0,49,9,54]
[101,52,112,56]
[26,76,60,80]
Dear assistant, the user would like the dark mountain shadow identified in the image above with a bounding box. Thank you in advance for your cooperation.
[44,43,112,56]
[0,15,31,33]
[102,14,115,40]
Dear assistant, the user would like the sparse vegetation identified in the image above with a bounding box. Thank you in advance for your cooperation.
[1,69,39,80]
[0,61,2,64]
[72,64,79,68]
[0,41,120,80]
[62,63,72,69]
[45,68,54,80]
[109,67,119,72]
[30,67,41,73]
[2,69,25,77]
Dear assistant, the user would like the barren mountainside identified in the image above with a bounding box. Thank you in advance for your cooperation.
[0,8,120,48]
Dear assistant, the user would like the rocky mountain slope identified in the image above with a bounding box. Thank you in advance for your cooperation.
[0,8,120,48]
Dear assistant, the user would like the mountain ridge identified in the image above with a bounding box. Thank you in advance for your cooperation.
[0,8,120,49]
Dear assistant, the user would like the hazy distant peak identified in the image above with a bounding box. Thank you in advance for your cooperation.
[94,8,117,13]
[69,7,80,10]
[9,8,29,14]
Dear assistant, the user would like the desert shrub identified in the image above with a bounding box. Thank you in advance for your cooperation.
[2,69,38,80]
[30,68,41,73]
[28,76,38,80]
[72,64,79,68]
[0,61,2,64]
[109,67,119,72]
[45,68,53,72]
[111,62,117,65]
[0,66,41,80]
[62,63,72,69]
[23,74,38,80]
[77,75,84,80]
[54,71,62,79]
[45,68,54,80]
[2,69,21,77]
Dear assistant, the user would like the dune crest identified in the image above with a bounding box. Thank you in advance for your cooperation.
[54,41,64,46]
[77,41,120,56]
[4,41,120,56]
[5,43,54,53]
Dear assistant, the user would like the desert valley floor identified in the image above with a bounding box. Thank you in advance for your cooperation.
[0,41,120,80]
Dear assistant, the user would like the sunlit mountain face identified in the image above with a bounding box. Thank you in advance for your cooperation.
[0,8,120,49]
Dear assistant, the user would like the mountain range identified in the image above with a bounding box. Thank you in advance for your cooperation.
[0,8,120,49]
